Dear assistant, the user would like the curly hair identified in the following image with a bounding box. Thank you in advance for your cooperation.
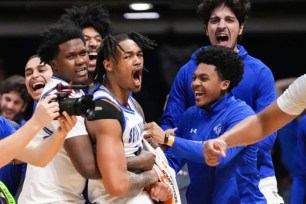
[197,0,251,27]
[94,32,157,84]
[0,75,31,103]
[37,20,84,64]
[196,46,244,92]
[59,3,113,38]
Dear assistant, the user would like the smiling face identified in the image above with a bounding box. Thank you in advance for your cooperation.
[192,63,229,110]
[105,39,144,94]
[25,56,53,101]
[83,27,102,73]
[206,4,244,52]
[50,38,89,84]
[0,91,27,120]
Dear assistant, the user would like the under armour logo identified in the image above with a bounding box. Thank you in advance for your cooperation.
[190,128,197,133]
[213,124,222,135]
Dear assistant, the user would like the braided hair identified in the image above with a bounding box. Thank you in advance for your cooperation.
[94,32,157,84]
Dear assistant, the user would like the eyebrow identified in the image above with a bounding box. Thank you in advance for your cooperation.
[37,64,46,68]
[25,64,46,71]
[84,34,101,38]
[124,50,142,54]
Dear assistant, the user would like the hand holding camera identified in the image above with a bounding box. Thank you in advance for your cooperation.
[49,83,95,119]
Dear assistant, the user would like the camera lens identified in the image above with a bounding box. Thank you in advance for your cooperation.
[58,95,95,119]
[74,95,95,119]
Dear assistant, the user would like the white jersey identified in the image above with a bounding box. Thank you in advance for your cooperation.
[88,85,152,204]
[18,77,87,204]
[277,74,306,115]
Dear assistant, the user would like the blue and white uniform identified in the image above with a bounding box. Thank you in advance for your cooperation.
[88,85,152,204]
[166,94,265,203]
[18,77,88,204]
[161,45,280,202]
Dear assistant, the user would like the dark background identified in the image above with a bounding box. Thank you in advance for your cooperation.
[0,0,305,201]
[0,0,306,122]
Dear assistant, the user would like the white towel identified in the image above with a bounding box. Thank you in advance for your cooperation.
[142,138,181,204]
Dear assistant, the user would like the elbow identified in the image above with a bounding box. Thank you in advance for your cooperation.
[33,159,49,167]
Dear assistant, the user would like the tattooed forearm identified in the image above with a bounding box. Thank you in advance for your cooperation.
[124,170,156,196]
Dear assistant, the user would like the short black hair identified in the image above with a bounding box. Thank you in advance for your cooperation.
[59,3,113,38]
[0,75,31,103]
[95,32,157,84]
[197,0,251,27]
[37,21,85,64]
[196,46,244,92]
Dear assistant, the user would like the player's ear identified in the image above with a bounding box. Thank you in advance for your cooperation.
[103,60,113,71]
[221,80,230,91]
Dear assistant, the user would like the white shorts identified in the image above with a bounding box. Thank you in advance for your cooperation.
[259,176,284,204]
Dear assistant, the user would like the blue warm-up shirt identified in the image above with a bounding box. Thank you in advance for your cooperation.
[290,115,306,203]
[0,116,27,196]
[165,94,265,203]
[162,45,277,179]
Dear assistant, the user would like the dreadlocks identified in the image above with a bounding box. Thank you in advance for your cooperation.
[94,32,157,84]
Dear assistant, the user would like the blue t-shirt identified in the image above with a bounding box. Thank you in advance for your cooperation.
[161,45,277,179]
[165,94,266,203]
[0,116,27,197]
[291,115,306,203]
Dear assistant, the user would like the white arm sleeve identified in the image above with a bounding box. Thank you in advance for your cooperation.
[277,74,306,115]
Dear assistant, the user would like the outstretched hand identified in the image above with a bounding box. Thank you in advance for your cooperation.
[203,139,227,166]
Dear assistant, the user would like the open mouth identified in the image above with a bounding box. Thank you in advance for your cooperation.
[194,90,204,97]
[216,35,229,46]
[76,67,87,73]
[132,68,143,85]
[32,82,45,91]
[89,53,97,61]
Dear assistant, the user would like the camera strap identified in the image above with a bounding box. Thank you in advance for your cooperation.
[0,181,16,204]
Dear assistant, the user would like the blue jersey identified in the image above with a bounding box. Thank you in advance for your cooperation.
[162,45,277,179]
[165,94,265,203]
[291,115,306,203]
[0,116,27,196]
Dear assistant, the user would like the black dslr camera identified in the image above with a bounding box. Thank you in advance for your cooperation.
[50,83,95,119]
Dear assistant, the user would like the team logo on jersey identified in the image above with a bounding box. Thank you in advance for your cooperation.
[213,124,222,135]
[190,128,197,133]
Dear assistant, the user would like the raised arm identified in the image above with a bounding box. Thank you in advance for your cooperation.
[225,101,295,148]
[16,111,76,167]
[204,75,306,166]
[204,102,296,166]
[161,65,191,130]
[0,95,59,167]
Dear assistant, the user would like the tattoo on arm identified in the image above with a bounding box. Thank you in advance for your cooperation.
[125,171,155,196]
